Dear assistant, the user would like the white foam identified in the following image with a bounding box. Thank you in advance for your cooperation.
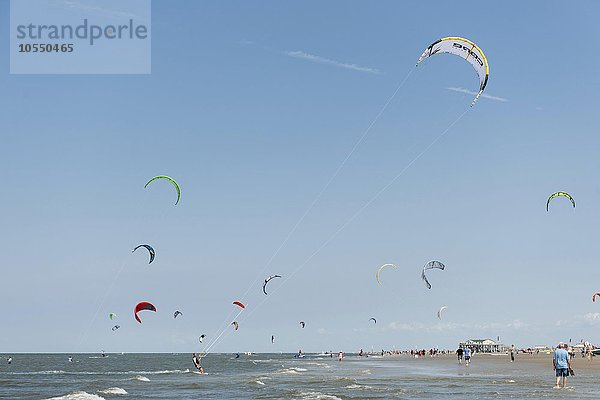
[46,391,106,400]
[131,375,150,382]
[276,368,302,375]
[98,387,127,395]
[255,380,265,385]
[345,384,372,390]
[298,392,342,400]
[143,369,187,374]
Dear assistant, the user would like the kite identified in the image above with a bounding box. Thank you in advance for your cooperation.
[437,306,448,320]
[546,192,575,212]
[422,260,445,289]
[262,275,282,295]
[112,325,120,331]
[593,293,600,302]
[233,301,245,309]
[109,313,117,320]
[173,310,183,318]
[369,317,377,324]
[145,175,181,205]
[300,321,305,328]
[199,334,206,343]
[271,335,275,344]
[376,263,398,285]
[231,321,239,330]
[132,244,155,264]
[134,301,157,323]
[417,37,489,106]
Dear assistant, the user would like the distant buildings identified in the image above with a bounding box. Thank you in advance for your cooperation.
[459,339,508,353]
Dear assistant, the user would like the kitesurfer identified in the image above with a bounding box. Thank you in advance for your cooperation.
[192,352,204,374]
[7,357,12,365]
[68,356,73,363]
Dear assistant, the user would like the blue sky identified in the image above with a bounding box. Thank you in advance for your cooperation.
[1,0,600,353]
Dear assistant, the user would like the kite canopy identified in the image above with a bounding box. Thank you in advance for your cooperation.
[417,37,489,106]
[133,244,155,264]
[109,313,117,320]
[231,321,239,330]
[134,301,157,323]
[437,306,448,320]
[233,301,245,309]
[422,260,445,290]
[199,334,206,343]
[112,325,120,331]
[300,321,305,328]
[593,293,600,302]
[271,335,275,344]
[145,175,181,205]
[173,310,183,318]
[369,317,377,324]
[376,263,398,285]
[262,275,282,295]
[546,192,575,211]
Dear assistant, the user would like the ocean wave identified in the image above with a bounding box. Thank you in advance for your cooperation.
[275,367,306,375]
[131,375,150,382]
[134,369,188,375]
[5,369,188,376]
[345,384,373,390]
[46,391,106,400]
[7,370,68,375]
[297,391,342,400]
[98,387,127,395]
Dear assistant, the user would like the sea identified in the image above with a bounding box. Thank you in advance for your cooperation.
[0,352,597,399]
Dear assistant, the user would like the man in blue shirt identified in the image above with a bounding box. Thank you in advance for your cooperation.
[464,347,471,367]
[553,343,571,388]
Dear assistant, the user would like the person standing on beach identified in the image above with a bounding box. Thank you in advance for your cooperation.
[553,343,571,389]
[456,347,464,364]
[510,345,515,362]
[464,347,471,367]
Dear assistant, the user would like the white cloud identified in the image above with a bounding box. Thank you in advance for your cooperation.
[446,86,508,102]
[387,319,527,334]
[556,313,600,327]
[284,51,381,74]
[507,320,526,329]
[60,0,143,19]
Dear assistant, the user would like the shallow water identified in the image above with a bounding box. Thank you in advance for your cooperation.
[0,353,596,399]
